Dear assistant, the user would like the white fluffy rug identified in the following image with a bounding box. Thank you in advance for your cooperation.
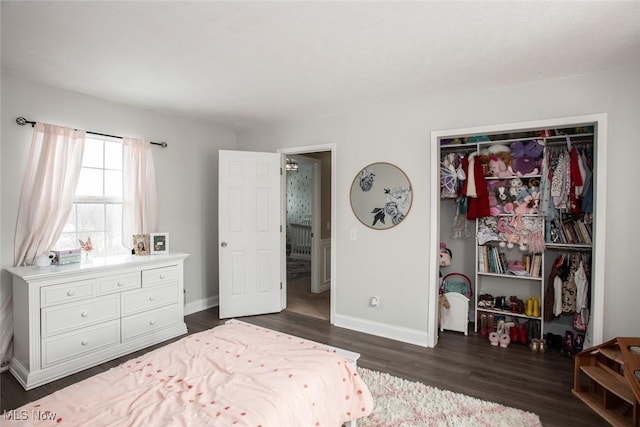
[357,367,542,427]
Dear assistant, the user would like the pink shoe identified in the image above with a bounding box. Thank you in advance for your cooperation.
[499,334,511,348]
[489,332,500,346]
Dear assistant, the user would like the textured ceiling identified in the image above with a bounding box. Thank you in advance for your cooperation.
[2,1,639,130]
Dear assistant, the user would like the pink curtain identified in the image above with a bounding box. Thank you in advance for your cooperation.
[122,137,158,247]
[14,123,85,266]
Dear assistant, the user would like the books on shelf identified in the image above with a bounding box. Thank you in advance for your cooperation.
[547,215,592,245]
[478,245,541,278]
[530,254,542,278]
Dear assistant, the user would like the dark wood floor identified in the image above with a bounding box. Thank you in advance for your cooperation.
[1,307,605,426]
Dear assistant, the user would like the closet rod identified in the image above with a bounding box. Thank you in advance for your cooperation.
[440,145,478,154]
[546,244,592,252]
[15,117,168,148]
[545,138,593,147]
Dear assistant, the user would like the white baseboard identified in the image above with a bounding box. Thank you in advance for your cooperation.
[184,295,219,315]
[333,313,433,348]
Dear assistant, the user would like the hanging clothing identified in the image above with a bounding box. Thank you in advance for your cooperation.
[574,260,589,310]
[580,150,594,213]
[569,147,584,218]
[545,254,565,321]
[562,273,577,314]
[553,275,563,317]
[461,153,490,220]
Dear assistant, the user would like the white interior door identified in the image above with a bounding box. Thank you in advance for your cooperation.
[218,150,282,319]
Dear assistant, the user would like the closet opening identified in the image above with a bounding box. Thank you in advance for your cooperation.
[429,114,607,352]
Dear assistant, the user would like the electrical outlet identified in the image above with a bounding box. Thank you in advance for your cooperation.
[369,296,379,307]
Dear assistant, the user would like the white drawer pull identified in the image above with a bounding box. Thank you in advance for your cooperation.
[149,320,156,326]
[80,311,89,318]
[159,274,166,279]
[117,281,124,287]
[149,295,156,301]
[67,290,75,297]
[81,339,89,346]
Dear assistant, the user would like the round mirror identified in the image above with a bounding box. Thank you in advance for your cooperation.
[350,162,412,229]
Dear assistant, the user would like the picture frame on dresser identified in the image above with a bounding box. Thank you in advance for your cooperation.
[150,232,169,255]
[133,234,150,255]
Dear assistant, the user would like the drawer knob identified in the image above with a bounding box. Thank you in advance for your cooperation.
[117,281,124,287]
[149,320,156,326]
[67,290,75,296]
[80,311,89,318]
[81,339,89,346]
[149,295,156,301]
[159,274,166,279]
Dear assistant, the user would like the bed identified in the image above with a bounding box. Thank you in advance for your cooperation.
[7,320,373,426]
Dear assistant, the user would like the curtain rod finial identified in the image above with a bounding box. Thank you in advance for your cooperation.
[16,117,36,127]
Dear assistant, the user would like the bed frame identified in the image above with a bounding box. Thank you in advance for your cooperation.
[290,222,312,258]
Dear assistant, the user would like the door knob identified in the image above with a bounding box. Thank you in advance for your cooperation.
[220,242,227,247]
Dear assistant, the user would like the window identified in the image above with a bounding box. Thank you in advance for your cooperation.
[54,136,130,258]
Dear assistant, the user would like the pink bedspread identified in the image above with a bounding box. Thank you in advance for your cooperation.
[6,322,373,426]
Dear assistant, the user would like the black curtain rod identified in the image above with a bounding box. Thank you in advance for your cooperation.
[15,117,168,148]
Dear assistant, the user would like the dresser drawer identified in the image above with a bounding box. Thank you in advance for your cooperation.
[98,272,141,295]
[121,304,178,342]
[41,294,120,338]
[41,320,120,368]
[121,282,178,316]
[40,279,96,307]
[142,265,178,286]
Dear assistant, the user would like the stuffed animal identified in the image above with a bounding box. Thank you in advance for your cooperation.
[508,177,524,202]
[508,140,543,176]
[438,293,450,322]
[439,243,452,266]
[496,151,512,168]
[494,183,514,214]
[487,181,501,215]
[489,155,511,178]
[476,154,492,177]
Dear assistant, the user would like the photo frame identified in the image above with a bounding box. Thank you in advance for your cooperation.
[350,162,413,230]
[150,232,170,255]
[133,234,150,256]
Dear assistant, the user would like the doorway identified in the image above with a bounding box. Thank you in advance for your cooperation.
[281,149,333,321]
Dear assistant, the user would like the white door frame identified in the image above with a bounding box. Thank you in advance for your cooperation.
[428,114,607,348]
[278,144,336,322]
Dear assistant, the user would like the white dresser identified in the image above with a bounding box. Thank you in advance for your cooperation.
[6,253,189,390]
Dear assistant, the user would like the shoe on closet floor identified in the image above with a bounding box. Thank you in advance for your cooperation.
[499,334,511,348]
[538,339,547,353]
[529,338,540,352]
[489,332,500,346]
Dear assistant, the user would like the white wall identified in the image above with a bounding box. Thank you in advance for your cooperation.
[238,66,640,343]
[0,74,237,312]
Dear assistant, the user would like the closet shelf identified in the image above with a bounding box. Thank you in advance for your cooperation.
[485,175,542,181]
[477,272,542,281]
[476,307,541,320]
[546,243,592,251]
